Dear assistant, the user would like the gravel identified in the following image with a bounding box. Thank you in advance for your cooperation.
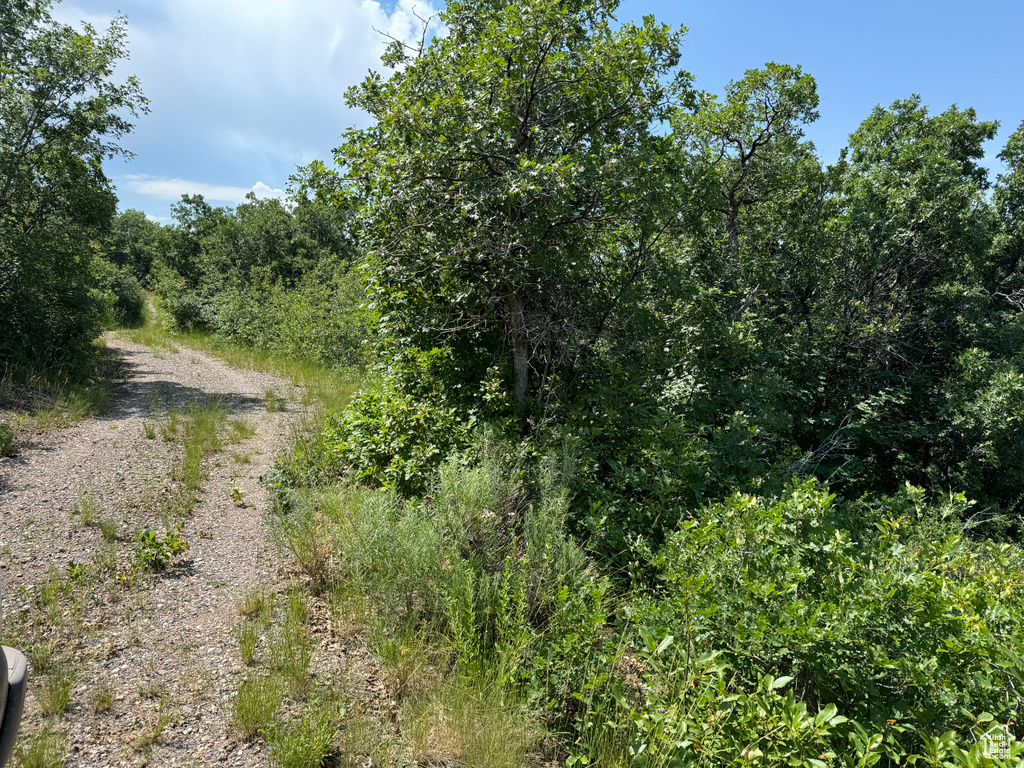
[0,333,307,767]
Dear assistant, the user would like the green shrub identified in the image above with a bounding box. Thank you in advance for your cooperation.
[132,527,190,571]
[318,387,474,496]
[91,256,146,327]
[0,424,15,457]
[644,479,1024,742]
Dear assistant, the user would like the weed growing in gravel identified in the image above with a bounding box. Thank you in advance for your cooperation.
[263,690,345,768]
[232,451,254,464]
[132,527,190,572]
[74,492,99,525]
[26,639,58,675]
[97,517,119,541]
[239,585,276,627]
[133,706,173,755]
[13,723,68,768]
[155,486,197,529]
[33,377,114,430]
[228,416,257,443]
[92,542,119,575]
[268,588,312,694]
[228,479,244,505]
[238,620,259,665]
[91,681,115,713]
[136,679,166,700]
[161,411,179,440]
[38,663,76,716]
[0,423,16,456]
[181,399,227,489]
[142,421,156,439]
[264,388,286,412]
[233,674,285,738]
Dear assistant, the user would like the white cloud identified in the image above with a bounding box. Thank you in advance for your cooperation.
[57,0,444,216]
[125,175,285,205]
[250,181,287,200]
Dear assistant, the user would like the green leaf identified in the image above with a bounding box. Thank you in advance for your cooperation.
[769,675,794,690]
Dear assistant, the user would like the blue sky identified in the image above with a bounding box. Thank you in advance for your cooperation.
[56,0,1024,223]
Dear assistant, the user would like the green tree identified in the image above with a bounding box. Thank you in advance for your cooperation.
[337,0,692,419]
[675,62,820,266]
[0,0,147,370]
[993,120,1024,298]
[106,209,171,286]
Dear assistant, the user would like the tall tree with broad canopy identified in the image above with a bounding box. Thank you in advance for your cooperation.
[336,0,692,420]
[0,0,147,370]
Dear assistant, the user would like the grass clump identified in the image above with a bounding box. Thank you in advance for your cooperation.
[268,588,312,695]
[402,677,535,768]
[13,723,68,768]
[239,584,275,626]
[264,389,287,412]
[263,690,345,768]
[37,663,76,716]
[228,417,257,443]
[180,398,227,490]
[238,620,259,665]
[160,411,179,441]
[233,674,285,738]
[90,681,115,713]
[73,492,99,525]
[96,517,119,541]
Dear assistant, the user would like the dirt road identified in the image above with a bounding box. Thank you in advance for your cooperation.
[0,333,305,766]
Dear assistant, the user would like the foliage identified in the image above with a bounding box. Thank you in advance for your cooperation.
[90,256,146,328]
[149,192,367,367]
[0,0,146,372]
[0,423,15,457]
[262,691,344,768]
[105,209,171,286]
[338,0,692,419]
[234,674,285,738]
[132,527,190,572]
[314,387,474,496]
[645,481,1024,741]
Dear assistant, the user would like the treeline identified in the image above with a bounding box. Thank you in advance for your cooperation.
[134,190,367,367]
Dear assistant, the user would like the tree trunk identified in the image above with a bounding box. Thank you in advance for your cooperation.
[506,293,529,417]
[726,204,741,265]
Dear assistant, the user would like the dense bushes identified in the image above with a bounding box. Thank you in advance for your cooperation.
[150,193,367,369]
[269,404,1024,764]
[644,482,1024,737]
[91,257,146,328]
